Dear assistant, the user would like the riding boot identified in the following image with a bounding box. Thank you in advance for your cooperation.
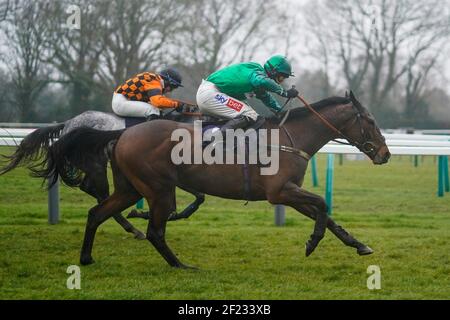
[219,115,254,137]
[202,116,255,149]
[204,115,255,149]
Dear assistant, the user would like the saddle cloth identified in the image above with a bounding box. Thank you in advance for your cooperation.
[124,116,146,128]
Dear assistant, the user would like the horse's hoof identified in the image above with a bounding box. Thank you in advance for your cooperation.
[357,245,374,256]
[126,209,140,219]
[177,263,199,270]
[127,210,150,220]
[168,214,180,221]
[134,231,146,240]
[182,265,199,270]
[80,256,95,265]
[305,234,324,257]
[305,241,317,257]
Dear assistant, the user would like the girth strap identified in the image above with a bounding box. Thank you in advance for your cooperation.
[242,139,251,203]
[268,145,311,161]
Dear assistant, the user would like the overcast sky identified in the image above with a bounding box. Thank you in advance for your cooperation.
[1,0,449,94]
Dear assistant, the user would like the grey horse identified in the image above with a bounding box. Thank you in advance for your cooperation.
[0,110,206,239]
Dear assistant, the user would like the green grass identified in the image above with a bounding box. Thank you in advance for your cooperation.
[0,146,448,299]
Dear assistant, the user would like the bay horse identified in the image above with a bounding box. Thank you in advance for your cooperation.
[36,91,391,268]
[0,109,206,240]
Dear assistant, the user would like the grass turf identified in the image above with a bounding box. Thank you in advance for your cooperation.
[0,146,448,299]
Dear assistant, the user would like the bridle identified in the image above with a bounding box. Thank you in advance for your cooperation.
[345,109,380,156]
[295,95,380,158]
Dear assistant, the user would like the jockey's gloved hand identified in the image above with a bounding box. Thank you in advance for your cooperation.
[175,103,185,113]
[286,87,299,99]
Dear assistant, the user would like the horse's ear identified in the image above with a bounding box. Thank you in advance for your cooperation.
[349,90,355,100]
[349,90,364,112]
[345,91,349,98]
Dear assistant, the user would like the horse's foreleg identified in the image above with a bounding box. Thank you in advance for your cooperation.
[293,199,328,257]
[268,183,328,256]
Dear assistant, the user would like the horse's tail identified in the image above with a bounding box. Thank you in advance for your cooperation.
[0,123,65,176]
[33,127,125,188]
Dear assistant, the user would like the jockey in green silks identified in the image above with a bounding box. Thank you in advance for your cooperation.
[196,55,299,135]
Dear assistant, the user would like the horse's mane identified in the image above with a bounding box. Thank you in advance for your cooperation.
[273,96,351,120]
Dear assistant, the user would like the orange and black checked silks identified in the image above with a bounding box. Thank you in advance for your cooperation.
[115,72,179,108]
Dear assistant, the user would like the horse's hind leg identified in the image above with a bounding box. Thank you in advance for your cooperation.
[81,165,146,240]
[145,190,193,268]
[127,189,205,222]
[112,214,146,240]
[80,190,142,265]
[168,189,205,221]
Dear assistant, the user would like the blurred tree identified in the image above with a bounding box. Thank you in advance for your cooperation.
[34,84,73,122]
[0,70,14,122]
[2,0,447,128]
[169,0,289,106]
[302,0,450,125]
[97,0,185,94]
[0,0,10,22]
[43,0,110,114]
[423,88,450,127]
[1,0,50,122]
[294,70,339,102]
[175,0,283,79]
[0,1,12,121]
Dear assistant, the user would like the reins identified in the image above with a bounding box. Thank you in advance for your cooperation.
[295,95,377,155]
[182,111,203,117]
[275,95,378,160]
[296,95,357,147]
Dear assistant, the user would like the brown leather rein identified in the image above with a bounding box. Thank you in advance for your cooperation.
[295,95,378,155]
[297,96,347,138]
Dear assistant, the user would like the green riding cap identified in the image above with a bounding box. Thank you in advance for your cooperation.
[264,55,294,78]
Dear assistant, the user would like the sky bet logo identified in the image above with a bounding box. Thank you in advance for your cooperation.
[214,94,244,112]
[214,94,227,104]
[226,98,244,112]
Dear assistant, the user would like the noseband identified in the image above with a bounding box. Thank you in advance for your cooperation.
[349,111,379,155]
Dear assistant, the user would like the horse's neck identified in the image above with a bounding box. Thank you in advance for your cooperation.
[283,104,353,157]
